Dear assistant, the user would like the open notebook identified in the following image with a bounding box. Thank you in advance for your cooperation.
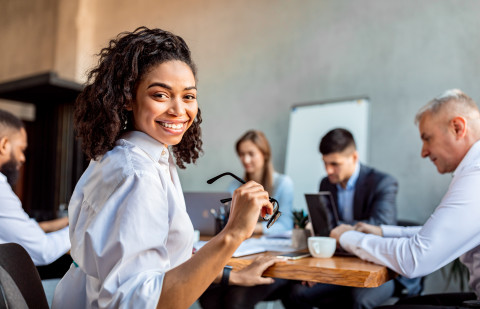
[194,235,293,257]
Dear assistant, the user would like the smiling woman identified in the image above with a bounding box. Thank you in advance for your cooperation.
[73,27,202,168]
[51,27,276,309]
[127,60,198,147]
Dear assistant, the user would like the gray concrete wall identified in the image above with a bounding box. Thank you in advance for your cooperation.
[168,0,479,226]
[2,0,478,224]
[1,0,478,294]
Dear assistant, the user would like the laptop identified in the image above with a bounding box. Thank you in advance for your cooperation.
[305,192,353,256]
[183,192,230,236]
[305,192,340,236]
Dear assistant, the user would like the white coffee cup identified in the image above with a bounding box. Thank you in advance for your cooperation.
[308,236,336,258]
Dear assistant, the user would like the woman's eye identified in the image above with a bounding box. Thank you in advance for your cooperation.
[185,94,196,100]
[153,93,167,99]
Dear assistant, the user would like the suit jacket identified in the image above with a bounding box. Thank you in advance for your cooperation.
[319,164,397,225]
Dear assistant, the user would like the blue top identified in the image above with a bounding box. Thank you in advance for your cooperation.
[335,162,360,223]
[228,172,294,234]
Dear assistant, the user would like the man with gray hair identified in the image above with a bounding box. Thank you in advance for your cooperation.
[331,89,480,308]
[0,109,70,268]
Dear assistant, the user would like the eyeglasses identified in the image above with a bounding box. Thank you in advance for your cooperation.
[207,172,282,229]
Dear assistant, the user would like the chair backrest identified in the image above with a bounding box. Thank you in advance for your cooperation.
[0,243,49,309]
[0,264,29,309]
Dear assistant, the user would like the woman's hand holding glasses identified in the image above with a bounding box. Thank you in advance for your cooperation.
[207,172,282,239]
[227,181,273,239]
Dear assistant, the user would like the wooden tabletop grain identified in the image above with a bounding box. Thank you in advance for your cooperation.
[228,251,396,288]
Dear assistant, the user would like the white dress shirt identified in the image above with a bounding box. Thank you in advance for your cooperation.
[52,131,194,309]
[340,140,480,298]
[0,172,70,266]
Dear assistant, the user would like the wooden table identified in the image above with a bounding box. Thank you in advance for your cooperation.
[228,251,396,288]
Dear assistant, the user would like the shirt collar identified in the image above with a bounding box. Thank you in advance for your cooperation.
[337,162,360,191]
[118,131,169,163]
[452,140,480,177]
[0,172,6,183]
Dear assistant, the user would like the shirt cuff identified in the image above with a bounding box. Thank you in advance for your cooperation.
[339,230,364,253]
[50,226,71,253]
[381,224,401,237]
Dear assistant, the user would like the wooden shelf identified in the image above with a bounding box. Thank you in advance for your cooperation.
[0,72,86,219]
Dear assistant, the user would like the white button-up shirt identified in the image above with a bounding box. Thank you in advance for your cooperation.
[340,140,480,298]
[53,131,194,309]
[0,172,70,265]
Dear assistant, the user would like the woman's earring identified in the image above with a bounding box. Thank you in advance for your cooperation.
[121,112,128,130]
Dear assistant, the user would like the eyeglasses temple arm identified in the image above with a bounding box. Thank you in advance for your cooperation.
[206,172,246,185]
[220,198,232,204]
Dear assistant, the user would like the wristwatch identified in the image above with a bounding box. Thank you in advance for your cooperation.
[221,265,233,286]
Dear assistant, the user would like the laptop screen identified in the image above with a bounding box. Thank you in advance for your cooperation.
[183,192,230,236]
[305,192,340,237]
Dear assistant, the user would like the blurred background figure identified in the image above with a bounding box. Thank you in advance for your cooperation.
[199,130,294,309]
[0,109,70,278]
[229,130,294,235]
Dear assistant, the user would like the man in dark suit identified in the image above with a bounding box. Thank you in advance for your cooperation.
[319,128,397,226]
[284,128,419,309]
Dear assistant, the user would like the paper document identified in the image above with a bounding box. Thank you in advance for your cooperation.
[262,230,292,239]
[193,234,294,257]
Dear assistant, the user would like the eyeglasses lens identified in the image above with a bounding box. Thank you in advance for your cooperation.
[267,211,282,229]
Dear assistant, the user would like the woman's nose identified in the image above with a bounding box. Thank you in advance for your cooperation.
[168,97,186,116]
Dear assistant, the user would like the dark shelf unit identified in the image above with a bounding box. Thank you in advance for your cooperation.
[0,72,86,220]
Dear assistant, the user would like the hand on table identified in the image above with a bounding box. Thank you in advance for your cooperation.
[329,224,355,242]
[354,222,383,236]
[229,256,282,286]
[38,216,69,233]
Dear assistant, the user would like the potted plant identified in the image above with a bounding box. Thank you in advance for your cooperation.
[291,210,310,249]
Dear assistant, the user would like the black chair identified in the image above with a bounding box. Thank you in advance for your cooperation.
[36,253,72,280]
[0,243,49,309]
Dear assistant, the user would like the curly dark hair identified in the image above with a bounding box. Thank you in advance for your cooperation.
[75,26,202,168]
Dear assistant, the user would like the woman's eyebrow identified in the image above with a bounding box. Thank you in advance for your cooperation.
[147,82,171,90]
[147,83,197,91]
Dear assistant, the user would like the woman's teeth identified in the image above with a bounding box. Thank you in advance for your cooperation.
[160,122,183,129]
